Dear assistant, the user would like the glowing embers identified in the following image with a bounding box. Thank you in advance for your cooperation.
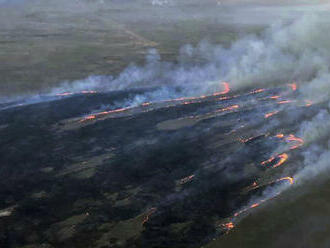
[264,110,279,119]
[221,222,235,233]
[142,208,157,225]
[261,153,288,168]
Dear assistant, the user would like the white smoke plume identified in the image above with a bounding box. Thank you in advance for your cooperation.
[44,14,330,106]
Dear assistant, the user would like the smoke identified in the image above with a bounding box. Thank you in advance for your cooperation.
[5,12,330,120]
[0,0,26,5]
[151,0,171,6]
[292,104,330,183]
[42,14,328,107]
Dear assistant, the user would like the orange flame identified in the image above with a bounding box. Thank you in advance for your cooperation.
[218,96,231,101]
[265,110,279,118]
[215,104,239,113]
[244,177,294,195]
[261,156,276,166]
[234,177,294,217]
[277,100,294,104]
[275,133,284,139]
[160,83,231,104]
[288,83,297,91]
[221,222,235,232]
[274,133,304,150]
[286,134,304,150]
[261,153,288,168]
[270,95,281,99]
[273,153,288,168]
[81,115,96,122]
[80,107,133,122]
[220,82,230,95]
[276,176,294,185]
[213,82,231,96]
[250,203,259,208]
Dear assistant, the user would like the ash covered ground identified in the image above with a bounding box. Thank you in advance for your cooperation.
[2,1,330,248]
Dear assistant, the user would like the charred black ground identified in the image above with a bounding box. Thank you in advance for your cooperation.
[0,83,318,248]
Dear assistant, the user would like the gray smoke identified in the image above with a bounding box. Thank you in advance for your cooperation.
[45,13,330,109]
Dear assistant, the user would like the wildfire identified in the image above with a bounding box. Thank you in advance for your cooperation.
[234,195,278,217]
[224,222,234,229]
[288,83,297,91]
[80,107,133,122]
[216,82,230,95]
[261,156,276,166]
[261,153,288,168]
[159,82,231,105]
[277,100,294,104]
[276,176,294,185]
[250,203,259,208]
[234,178,292,217]
[218,96,231,101]
[82,115,96,121]
[273,153,288,168]
[249,88,265,94]
[286,134,304,150]
[270,95,281,99]
[244,176,294,193]
[275,133,284,139]
[275,133,304,150]
[265,110,279,118]
[215,104,239,113]
[221,222,235,233]
[142,208,157,225]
